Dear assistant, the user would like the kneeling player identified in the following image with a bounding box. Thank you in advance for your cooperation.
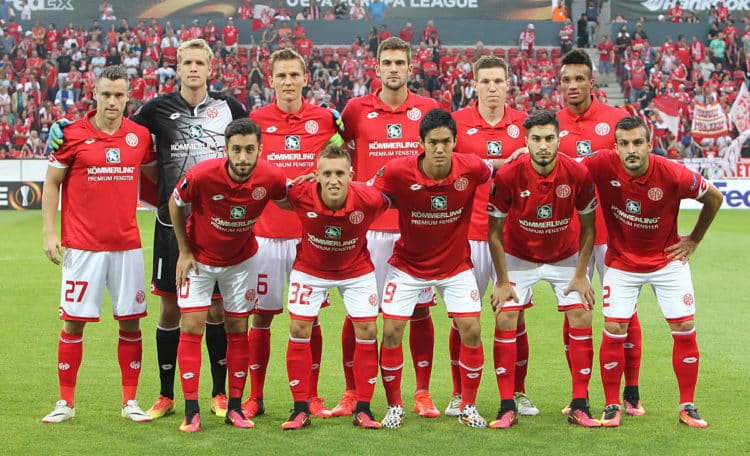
[168,119,287,432]
[280,146,389,430]
[487,110,600,428]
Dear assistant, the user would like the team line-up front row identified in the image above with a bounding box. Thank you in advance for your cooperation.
[39,42,723,433]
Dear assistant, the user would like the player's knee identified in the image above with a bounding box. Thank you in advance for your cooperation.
[252,312,274,328]
[181,312,207,335]
[118,318,141,333]
[411,306,430,319]
[159,296,181,326]
[382,319,407,347]
[224,316,248,334]
[604,321,628,335]
[289,319,313,339]
[668,319,695,333]
[495,311,519,330]
[62,320,86,335]
[566,308,592,328]
[352,321,377,340]
[207,299,225,323]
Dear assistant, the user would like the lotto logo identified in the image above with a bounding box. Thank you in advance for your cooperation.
[249,364,261,370]
[417,361,430,368]
[383,375,396,382]
[683,357,698,364]
[368,377,377,384]
[182,372,195,380]
[495,367,507,375]
[603,362,618,370]
[466,373,480,379]
[230,206,246,219]
[579,368,591,375]
[386,124,402,139]
[625,199,641,214]
[289,379,300,387]
[233,371,247,378]
[431,195,447,210]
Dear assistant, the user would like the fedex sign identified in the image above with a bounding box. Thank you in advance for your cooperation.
[680,180,750,210]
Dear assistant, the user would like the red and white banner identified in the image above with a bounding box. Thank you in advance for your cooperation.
[654,94,681,138]
[730,82,750,133]
[691,101,729,140]
[253,4,275,31]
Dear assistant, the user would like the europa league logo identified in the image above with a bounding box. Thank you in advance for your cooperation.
[10,181,42,210]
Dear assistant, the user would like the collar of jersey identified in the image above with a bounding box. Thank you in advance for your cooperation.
[471,103,517,129]
[565,96,600,123]
[371,89,414,112]
[414,153,461,186]
[82,110,126,137]
[271,98,308,120]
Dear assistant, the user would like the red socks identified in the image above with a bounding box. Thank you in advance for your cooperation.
[672,329,699,404]
[410,313,434,393]
[247,326,270,399]
[58,330,83,406]
[599,330,626,406]
[379,344,404,406]
[341,317,356,391]
[493,329,516,401]
[514,323,529,393]
[458,343,484,408]
[310,324,322,397]
[227,332,249,399]
[448,322,461,396]
[286,337,311,402]
[353,338,378,403]
[117,330,142,404]
[568,327,594,399]
[177,332,203,401]
[624,312,643,387]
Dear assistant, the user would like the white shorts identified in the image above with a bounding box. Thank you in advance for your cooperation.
[470,239,495,300]
[253,236,300,314]
[381,266,481,319]
[504,253,583,312]
[287,270,379,322]
[367,230,435,308]
[602,261,696,323]
[177,256,259,317]
[587,244,608,281]
[59,248,147,321]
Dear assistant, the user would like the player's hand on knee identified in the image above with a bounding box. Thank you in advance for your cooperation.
[175,252,198,288]
[490,283,518,316]
[564,275,595,310]
[46,118,72,153]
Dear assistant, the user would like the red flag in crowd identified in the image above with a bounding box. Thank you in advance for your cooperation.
[253,4,275,31]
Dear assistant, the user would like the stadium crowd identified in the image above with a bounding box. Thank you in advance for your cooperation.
[0,2,747,161]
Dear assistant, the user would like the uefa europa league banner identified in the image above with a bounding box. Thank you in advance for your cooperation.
[611,0,749,21]
[10,0,558,20]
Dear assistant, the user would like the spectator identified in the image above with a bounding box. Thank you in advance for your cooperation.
[519,23,535,53]
[368,0,386,21]
[597,35,614,87]
[223,17,239,52]
[577,14,589,48]
[351,1,366,20]
[552,1,568,22]
[585,1,598,48]
[559,18,574,54]
[334,0,349,19]
[378,24,391,42]
[399,22,414,44]
[308,0,321,20]
[422,20,439,42]
[238,0,253,20]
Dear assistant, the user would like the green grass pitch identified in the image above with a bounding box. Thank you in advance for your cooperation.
[1,210,748,455]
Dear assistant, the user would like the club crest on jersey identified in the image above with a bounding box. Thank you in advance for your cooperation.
[105,148,121,163]
[595,122,611,136]
[486,140,502,156]
[305,120,319,134]
[454,177,469,191]
[125,133,139,147]
[648,187,663,201]
[576,140,592,156]
[252,187,267,201]
[206,107,218,119]
[507,125,520,138]
[285,135,301,150]
[387,124,402,139]
[325,226,341,239]
[625,199,641,214]
[537,204,552,219]
[230,206,246,219]
[349,211,364,224]
[556,184,571,198]
[431,195,447,210]
[188,125,204,138]
[406,108,422,121]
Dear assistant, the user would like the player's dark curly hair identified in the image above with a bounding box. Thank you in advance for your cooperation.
[97,65,129,82]
[224,118,262,144]
[419,108,457,141]
[561,48,592,76]
[615,116,651,143]
[523,109,559,133]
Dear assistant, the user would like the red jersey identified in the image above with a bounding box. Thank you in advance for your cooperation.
[341,90,438,230]
[557,97,626,245]
[173,158,287,266]
[668,7,684,22]
[250,101,341,238]
[223,26,239,46]
[487,154,597,264]
[49,111,155,251]
[288,181,389,280]
[452,104,527,241]
[584,150,708,273]
[372,153,492,279]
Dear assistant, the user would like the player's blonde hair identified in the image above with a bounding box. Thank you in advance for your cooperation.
[269,48,307,76]
[177,38,214,65]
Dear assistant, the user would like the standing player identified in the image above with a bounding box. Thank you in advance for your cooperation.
[242,48,344,420]
[487,110,599,429]
[586,116,722,428]
[131,39,249,419]
[336,36,441,419]
[374,109,492,429]
[448,55,532,417]
[41,65,156,423]
[280,146,388,430]
[169,118,287,432]
[556,49,644,416]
